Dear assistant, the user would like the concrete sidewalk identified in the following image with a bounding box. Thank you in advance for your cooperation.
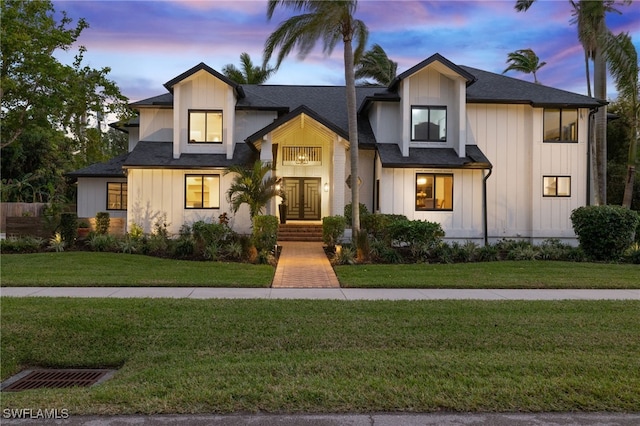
[1,287,638,300]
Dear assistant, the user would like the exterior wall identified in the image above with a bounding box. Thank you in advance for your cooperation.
[467,104,589,243]
[76,177,127,219]
[235,110,278,143]
[128,127,140,151]
[369,102,400,144]
[377,164,485,241]
[172,71,235,158]
[127,168,252,235]
[138,108,173,141]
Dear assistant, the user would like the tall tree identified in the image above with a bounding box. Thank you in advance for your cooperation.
[604,32,639,209]
[515,0,631,205]
[1,0,132,202]
[355,43,397,86]
[222,52,275,84]
[225,161,278,219]
[264,0,368,233]
[502,48,546,84]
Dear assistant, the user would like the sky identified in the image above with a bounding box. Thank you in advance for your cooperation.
[52,0,640,103]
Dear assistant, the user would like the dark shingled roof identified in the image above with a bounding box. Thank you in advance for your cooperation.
[462,66,604,107]
[377,144,492,169]
[122,141,256,169]
[66,152,129,178]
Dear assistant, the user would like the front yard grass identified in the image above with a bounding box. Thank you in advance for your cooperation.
[1,298,638,414]
[1,252,638,288]
[0,252,273,287]
[335,261,640,289]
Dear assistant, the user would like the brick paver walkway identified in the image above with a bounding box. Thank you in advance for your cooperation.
[272,242,340,288]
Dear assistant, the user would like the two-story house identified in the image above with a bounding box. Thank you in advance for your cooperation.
[69,53,604,245]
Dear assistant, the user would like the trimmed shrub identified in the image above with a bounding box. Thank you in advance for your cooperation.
[570,205,639,261]
[95,212,110,235]
[322,215,346,249]
[361,214,407,242]
[344,202,370,225]
[59,212,77,245]
[388,219,445,258]
[252,215,278,253]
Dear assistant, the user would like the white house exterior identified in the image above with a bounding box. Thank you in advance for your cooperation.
[69,54,604,245]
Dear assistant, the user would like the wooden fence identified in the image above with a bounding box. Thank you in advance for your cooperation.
[0,203,48,233]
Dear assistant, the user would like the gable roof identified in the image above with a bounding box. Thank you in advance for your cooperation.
[389,53,477,91]
[163,62,245,99]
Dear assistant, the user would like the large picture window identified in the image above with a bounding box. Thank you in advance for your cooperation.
[543,108,578,142]
[412,106,447,142]
[189,110,223,143]
[543,176,571,197]
[416,173,453,210]
[185,175,220,208]
[107,182,127,210]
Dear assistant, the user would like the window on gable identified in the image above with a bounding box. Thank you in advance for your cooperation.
[543,176,571,197]
[543,108,578,142]
[412,106,447,142]
[189,110,223,143]
[416,173,453,210]
[107,182,127,210]
[185,175,220,208]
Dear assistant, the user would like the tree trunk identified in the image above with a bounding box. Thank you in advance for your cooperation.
[622,165,636,208]
[584,50,592,98]
[344,37,360,233]
[594,47,607,205]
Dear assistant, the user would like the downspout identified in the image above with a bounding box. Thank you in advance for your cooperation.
[483,167,493,246]
[373,150,378,213]
[586,108,597,206]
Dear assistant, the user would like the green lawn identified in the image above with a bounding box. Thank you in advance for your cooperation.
[335,261,640,288]
[1,298,638,414]
[0,252,273,287]
[1,252,638,288]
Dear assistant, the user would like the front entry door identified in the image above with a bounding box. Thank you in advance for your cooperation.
[283,177,321,220]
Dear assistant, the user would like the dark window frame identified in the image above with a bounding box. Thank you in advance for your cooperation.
[543,108,578,143]
[184,174,221,209]
[188,110,223,144]
[542,175,572,197]
[415,173,454,211]
[411,105,448,142]
[106,182,127,211]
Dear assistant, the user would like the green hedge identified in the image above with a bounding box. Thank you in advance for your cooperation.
[322,215,346,249]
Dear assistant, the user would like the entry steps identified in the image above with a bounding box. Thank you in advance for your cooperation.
[277,223,323,242]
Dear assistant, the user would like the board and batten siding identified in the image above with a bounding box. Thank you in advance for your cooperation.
[467,104,589,242]
[377,165,485,241]
[139,108,173,142]
[76,177,127,219]
[173,71,236,158]
[127,168,252,235]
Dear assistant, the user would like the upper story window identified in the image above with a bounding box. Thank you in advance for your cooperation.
[543,108,578,142]
[189,110,222,143]
[416,173,453,211]
[185,175,220,209]
[412,106,447,142]
[107,182,127,210]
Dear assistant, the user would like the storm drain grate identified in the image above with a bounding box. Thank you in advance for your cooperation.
[1,369,116,392]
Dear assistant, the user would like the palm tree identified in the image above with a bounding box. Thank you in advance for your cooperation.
[502,48,546,84]
[222,52,275,84]
[355,43,397,86]
[515,0,631,205]
[604,32,638,208]
[264,0,368,233]
[225,160,278,219]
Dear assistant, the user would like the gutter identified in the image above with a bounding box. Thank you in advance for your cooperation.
[483,167,493,246]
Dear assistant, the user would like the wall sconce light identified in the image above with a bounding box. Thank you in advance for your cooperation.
[324,182,329,192]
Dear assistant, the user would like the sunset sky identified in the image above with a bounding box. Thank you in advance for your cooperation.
[52,0,640,102]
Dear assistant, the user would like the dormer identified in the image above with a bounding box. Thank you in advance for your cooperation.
[164,63,245,160]
[389,54,476,158]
